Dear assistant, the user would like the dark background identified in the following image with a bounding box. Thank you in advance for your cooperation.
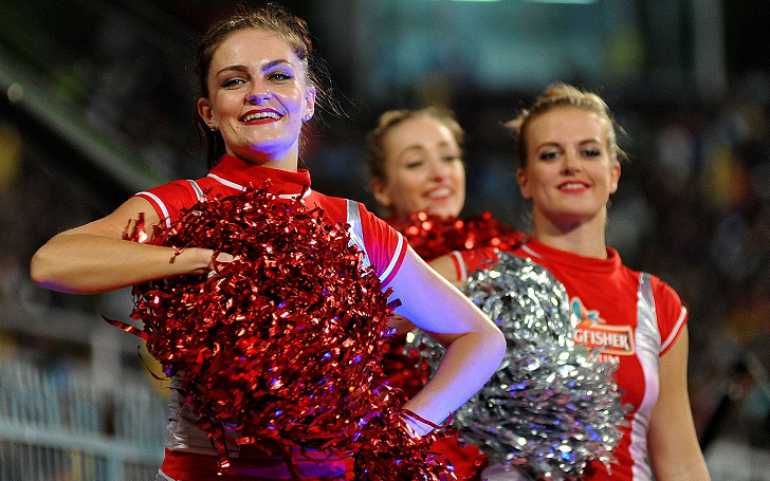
[0,1,767,479]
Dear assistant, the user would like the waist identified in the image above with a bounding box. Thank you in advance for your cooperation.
[160,448,355,481]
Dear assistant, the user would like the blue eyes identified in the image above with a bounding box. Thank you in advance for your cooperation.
[538,148,602,160]
[221,72,293,89]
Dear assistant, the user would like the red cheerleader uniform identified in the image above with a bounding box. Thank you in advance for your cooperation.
[135,155,408,481]
[451,239,688,481]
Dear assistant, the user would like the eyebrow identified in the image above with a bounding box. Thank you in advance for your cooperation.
[537,139,602,149]
[215,59,292,77]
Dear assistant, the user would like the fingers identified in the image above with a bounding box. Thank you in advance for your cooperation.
[206,251,237,278]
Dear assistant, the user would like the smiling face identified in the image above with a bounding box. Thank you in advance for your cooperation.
[372,115,465,218]
[196,28,315,169]
[517,106,620,230]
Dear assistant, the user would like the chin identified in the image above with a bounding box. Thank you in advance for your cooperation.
[428,205,460,219]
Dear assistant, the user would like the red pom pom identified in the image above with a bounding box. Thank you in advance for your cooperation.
[388,211,524,261]
[121,184,453,479]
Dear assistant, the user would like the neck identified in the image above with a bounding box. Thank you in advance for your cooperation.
[530,207,608,259]
[228,143,300,172]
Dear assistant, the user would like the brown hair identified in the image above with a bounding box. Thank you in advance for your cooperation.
[195,3,332,167]
[505,82,627,168]
[366,106,465,181]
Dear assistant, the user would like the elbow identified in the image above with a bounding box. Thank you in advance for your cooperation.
[29,248,49,286]
[29,245,70,292]
[487,324,507,364]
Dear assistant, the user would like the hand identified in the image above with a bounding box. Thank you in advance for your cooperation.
[206,251,236,277]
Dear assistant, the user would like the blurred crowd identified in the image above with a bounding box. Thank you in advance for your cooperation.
[0,1,768,478]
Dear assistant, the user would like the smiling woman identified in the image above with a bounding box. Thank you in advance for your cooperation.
[367,107,466,219]
[429,83,712,481]
[28,4,506,481]
[196,28,315,171]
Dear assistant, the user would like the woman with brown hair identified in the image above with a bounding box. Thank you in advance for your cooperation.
[30,6,505,480]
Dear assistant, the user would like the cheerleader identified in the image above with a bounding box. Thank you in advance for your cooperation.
[30,6,505,480]
[431,83,711,481]
[366,107,520,480]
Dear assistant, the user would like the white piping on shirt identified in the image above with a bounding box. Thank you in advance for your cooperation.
[378,234,405,283]
[345,200,372,270]
[206,173,311,199]
[451,250,467,282]
[630,272,659,481]
[660,307,687,353]
[521,244,541,258]
[187,179,205,202]
[137,191,172,228]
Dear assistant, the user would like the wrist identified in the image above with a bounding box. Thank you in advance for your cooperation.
[174,247,215,272]
[401,408,441,439]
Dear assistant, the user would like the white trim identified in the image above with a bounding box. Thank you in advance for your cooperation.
[156,469,176,481]
[207,173,245,191]
[137,191,171,228]
[521,244,541,258]
[660,307,687,353]
[630,273,659,481]
[378,233,405,283]
[206,173,311,199]
[451,250,467,282]
[187,179,205,202]
[345,200,372,269]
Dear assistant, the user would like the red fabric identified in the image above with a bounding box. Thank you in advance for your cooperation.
[160,448,354,481]
[135,155,406,286]
[458,238,689,481]
[430,436,488,481]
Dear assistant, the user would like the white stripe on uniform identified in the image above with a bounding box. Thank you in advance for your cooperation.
[345,200,372,270]
[137,191,172,228]
[630,272,660,481]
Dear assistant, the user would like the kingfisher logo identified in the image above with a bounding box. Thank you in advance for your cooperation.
[571,297,635,357]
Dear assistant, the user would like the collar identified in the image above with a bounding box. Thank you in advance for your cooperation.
[522,237,621,273]
[207,155,312,198]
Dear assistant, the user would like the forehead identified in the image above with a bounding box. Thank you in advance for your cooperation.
[527,107,608,143]
[383,116,457,154]
[210,28,302,71]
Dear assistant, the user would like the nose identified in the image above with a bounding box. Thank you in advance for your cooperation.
[246,91,271,105]
[561,148,581,173]
[429,155,451,180]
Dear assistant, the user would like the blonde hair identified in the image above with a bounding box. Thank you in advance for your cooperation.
[366,106,464,181]
[505,83,627,167]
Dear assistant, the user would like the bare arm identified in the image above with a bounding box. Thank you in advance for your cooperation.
[428,255,463,288]
[30,197,216,294]
[648,327,711,481]
[387,248,506,426]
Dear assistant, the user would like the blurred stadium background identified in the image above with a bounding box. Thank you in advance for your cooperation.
[0,0,767,479]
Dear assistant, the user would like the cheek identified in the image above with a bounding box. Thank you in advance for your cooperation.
[278,87,305,112]
[391,172,425,200]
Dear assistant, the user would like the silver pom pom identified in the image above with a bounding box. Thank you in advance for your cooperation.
[411,253,627,480]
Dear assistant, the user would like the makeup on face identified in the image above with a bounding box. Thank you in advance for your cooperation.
[377,116,466,218]
[200,28,314,169]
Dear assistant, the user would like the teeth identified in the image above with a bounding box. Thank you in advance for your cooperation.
[560,183,587,190]
[427,187,451,199]
[243,111,281,122]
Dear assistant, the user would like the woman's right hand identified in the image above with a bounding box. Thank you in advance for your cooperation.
[30,196,225,294]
